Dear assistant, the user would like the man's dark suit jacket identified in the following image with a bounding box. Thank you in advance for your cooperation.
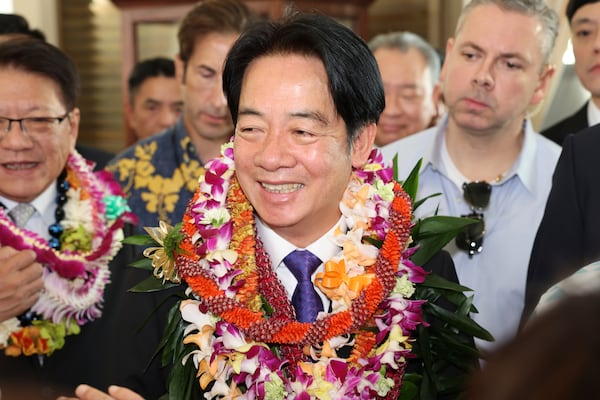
[76,144,114,171]
[523,125,600,323]
[541,102,588,145]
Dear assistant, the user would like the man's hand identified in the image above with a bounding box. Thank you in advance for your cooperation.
[0,246,43,321]
[57,384,145,400]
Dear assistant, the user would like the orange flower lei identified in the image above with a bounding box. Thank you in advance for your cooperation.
[181,178,411,341]
[147,142,425,398]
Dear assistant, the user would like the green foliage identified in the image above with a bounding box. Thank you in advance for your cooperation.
[128,275,180,292]
[162,304,204,400]
[123,234,158,246]
[397,158,493,399]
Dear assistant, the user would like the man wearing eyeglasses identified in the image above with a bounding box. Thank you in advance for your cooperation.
[0,13,114,171]
[0,38,136,398]
[381,0,561,353]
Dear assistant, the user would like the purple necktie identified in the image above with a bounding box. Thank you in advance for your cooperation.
[284,250,324,323]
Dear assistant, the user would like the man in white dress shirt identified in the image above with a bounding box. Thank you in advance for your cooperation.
[63,10,470,400]
[0,37,136,399]
[381,0,561,354]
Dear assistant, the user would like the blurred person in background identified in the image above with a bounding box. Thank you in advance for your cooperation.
[467,290,600,400]
[126,57,182,143]
[368,31,443,146]
[107,0,258,232]
[541,0,600,145]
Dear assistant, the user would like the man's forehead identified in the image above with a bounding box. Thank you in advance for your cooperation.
[455,7,543,57]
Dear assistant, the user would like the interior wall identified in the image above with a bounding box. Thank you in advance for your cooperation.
[12,0,59,45]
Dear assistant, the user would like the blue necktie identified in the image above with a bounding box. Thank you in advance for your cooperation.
[284,250,324,322]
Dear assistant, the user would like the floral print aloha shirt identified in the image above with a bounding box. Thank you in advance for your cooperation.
[106,118,202,232]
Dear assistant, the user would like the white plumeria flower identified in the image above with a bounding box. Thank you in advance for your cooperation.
[200,208,231,228]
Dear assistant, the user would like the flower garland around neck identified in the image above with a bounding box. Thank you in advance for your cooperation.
[142,140,429,399]
[0,151,137,357]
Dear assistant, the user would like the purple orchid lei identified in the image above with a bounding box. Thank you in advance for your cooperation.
[0,150,137,356]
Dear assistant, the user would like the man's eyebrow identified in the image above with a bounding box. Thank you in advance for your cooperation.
[238,107,261,117]
[572,17,596,27]
[238,108,330,125]
[460,41,484,52]
[461,41,526,61]
[289,110,329,125]
[193,63,217,74]
[143,98,162,105]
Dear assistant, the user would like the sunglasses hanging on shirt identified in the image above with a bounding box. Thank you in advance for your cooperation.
[455,181,492,257]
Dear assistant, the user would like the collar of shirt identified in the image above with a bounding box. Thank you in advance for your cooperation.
[426,115,540,194]
[586,99,600,127]
[255,215,342,309]
[172,116,201,165]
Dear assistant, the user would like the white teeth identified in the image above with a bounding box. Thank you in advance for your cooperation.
[261,182,303,193]
[4,162,36,170]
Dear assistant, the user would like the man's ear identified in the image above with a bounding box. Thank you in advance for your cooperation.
[68,107,81,152]
[438,37,454,85]
[175,53,186,85]
[124,100,134,129]
[530,64,555,106]
[351,123,376,168]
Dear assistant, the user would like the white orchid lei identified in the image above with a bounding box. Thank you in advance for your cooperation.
[143,141,429,399]
[0,151,137,357]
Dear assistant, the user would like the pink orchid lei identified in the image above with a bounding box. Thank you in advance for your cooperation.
[0,151,137,357]
[149,141,429,399]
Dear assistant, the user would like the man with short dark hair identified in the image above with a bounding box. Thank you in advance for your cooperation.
[61,10,478,400]
[107,0,257,232]
[0,37,134,399]
[542,0,600,145]
[126,57,182,143]
[0,13,114,170]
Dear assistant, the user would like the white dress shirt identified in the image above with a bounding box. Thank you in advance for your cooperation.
[380,114,561,352]
[587,99,600,127]
[255,216,342,314]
